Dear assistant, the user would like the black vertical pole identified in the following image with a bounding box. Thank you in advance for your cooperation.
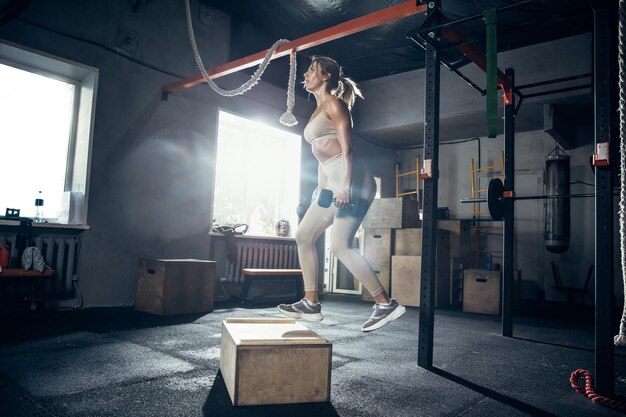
[502,69,515,337]
[418,0,441,369]
[592,0,614,396]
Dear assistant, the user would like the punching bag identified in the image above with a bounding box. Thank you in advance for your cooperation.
[544,154,570,253]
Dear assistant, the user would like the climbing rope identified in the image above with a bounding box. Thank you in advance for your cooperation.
[279,49,298,126]
[570,369,626,412]
[615,0,626,347]
[183,0,297,126]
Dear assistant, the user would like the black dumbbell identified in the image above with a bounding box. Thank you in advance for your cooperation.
[317,189,368,217]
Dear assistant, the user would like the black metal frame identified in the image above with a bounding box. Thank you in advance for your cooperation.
[416,0,617,397]
[502,68,515,337]
[417,0,441,369]
[591,0,614,397]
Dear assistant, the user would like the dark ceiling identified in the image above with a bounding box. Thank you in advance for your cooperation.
[201,0,592,87]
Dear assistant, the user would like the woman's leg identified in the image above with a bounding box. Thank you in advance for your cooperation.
[329,211,386,298]
[276,199,334,322]
[328,170,389,299]
[294,200,335,301]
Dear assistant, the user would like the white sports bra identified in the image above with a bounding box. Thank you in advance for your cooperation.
[303,111,336,144]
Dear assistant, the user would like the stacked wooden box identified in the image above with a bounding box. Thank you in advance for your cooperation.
[391,228,450,307]
[360,198,418,302]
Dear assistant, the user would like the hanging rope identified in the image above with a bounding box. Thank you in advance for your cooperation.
[570,369,626,412]
[183,0,298,126]
[615,0,626,347]
[279,49,298,126]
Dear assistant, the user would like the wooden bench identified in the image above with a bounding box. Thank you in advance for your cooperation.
[0,267,54,312]
[239,268,303,304]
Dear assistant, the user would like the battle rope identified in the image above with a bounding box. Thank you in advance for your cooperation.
[615,0,626,347]
[183,0,297,126]
[570,369,626,412]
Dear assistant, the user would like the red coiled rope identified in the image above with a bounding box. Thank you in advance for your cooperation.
[570,369,626,413]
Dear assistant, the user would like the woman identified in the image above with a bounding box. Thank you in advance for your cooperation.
[277,56,405,332]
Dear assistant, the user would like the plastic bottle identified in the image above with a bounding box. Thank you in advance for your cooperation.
[34,191,44,223]
[485,254,493,271]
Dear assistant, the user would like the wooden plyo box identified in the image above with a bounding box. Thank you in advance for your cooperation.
[136,258,215,316]
[362,198,419,229]
[391,255,450,307]
[463,269,501,315]
[220,318,332,406]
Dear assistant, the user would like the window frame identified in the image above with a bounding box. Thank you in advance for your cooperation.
[212,108,302,238]
[0,40,98,226]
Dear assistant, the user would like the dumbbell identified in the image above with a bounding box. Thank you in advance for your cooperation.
[317,189,369,217]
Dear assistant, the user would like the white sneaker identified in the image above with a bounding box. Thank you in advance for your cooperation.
[361,299,406,332]
[277,298,324,322]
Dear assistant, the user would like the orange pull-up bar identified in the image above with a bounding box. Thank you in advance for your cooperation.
[163,0,428,94]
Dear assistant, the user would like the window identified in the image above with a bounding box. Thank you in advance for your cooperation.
[0,41,98,224]
[213,110,301,237]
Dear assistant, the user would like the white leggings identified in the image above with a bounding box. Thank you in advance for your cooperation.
[295,154,384,297]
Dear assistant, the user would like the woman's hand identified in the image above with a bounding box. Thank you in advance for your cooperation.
[334,190,351,208]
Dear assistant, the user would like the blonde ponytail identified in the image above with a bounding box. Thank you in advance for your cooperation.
[336,76,363,110]
[311,55,364,110]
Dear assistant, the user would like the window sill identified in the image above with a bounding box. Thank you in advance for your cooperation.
[209,232,294,241]
[0,220,90,231]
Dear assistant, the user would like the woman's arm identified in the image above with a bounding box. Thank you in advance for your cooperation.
[326,98,353,208]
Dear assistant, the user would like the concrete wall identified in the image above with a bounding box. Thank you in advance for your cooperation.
[354,33,592,146]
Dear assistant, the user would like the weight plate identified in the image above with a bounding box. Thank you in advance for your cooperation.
[488,178,505,221]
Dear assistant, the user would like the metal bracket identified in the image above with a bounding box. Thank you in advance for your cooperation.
[592,142,610,166]
[419,159,433,179]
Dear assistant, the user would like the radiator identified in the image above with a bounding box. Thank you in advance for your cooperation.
[227,238,299,282]
[0,234,80,297]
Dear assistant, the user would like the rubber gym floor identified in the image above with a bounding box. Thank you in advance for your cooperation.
[1,297,625,417]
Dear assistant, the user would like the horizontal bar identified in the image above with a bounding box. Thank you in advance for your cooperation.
[514,193,596,201]
[462,193,599,204]
[516,73,592,90]
[521,84,591,100]
[397,191,418,197]
[164,1,428,93]
[398,171,419,177]
[475,165,501,171]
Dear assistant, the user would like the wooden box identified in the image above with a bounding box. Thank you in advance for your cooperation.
[220,318,332,406]
[437,220,473,261]
[463,269,501,315]
[361,228,391,301]
[362,198,419,229]
[390,230,450,307]
[391,255,449,307]
[391,256,422,307]
[394,228,422,256]
[136,258,215,315]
